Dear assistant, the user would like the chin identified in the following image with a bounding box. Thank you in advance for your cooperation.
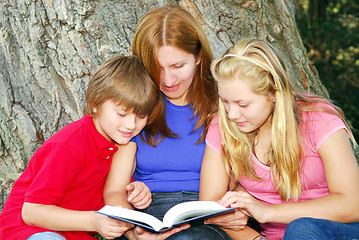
[114,138,131,145]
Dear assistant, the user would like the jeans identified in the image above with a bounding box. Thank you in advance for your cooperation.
[283,217,359,240]
[26,232,66,240]
[139,191,199,221]
[115,191,231,240]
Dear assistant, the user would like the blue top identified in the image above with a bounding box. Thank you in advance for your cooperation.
[133,98,205,192]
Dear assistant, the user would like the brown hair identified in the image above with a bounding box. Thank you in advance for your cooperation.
[84,56,158,119]
[132,6,217,146]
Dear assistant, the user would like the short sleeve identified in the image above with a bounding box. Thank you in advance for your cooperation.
[303,105,348,151]
[24,144,81,205]
[205,116,222,155]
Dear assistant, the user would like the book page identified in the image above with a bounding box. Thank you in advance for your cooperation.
[98,205,164,231]
[162,201,228,228]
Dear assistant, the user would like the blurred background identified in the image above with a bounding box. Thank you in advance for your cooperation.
[295,0,359,140]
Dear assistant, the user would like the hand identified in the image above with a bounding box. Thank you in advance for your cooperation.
[204,208,248,231]
[93,212,133,239]
[126,181,152,209]
[129,224,190,240]
[218,191,271,223]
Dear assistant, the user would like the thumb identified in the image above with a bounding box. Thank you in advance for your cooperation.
[126,182,135,191]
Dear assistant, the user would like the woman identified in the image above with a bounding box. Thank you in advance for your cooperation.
[200,38,359,240]
[104,6,245,240]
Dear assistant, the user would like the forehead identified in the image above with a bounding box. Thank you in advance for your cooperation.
[218,79,254,101]
[157,46,194,64]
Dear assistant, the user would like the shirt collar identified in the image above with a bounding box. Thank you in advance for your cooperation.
[82,115,118,151]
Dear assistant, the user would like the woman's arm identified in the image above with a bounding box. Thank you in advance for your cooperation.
[220,129,359,224]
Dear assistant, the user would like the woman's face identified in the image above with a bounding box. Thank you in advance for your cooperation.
[218,78,275,133]
[157,45,200,106]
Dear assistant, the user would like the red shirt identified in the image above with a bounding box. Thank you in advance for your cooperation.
[0,116,118,240]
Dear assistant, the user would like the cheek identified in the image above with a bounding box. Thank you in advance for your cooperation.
[182,66,196,82]
[136,119,147,131]
[223,103,230,113]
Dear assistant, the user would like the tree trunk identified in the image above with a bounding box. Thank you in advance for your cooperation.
[0,0,327,209]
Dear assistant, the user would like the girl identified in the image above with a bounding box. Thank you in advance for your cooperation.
[200,38,359,240]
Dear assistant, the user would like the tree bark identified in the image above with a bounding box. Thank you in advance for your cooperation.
[0,0,327,209]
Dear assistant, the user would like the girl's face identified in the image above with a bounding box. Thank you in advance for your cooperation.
[218,78,275,133]
[92,100,147,145]
[157,45,200,106]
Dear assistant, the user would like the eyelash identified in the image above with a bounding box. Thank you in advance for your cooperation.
[221,99,248,108]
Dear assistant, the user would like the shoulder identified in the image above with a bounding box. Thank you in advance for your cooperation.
[205,115,222,154]
[40,116,102,158]
[44,116,91,146]
[300,102,348,150]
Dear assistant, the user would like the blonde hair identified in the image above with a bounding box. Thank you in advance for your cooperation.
[84,56,158,118]
[132,6,217,146]
[211,38,357,201]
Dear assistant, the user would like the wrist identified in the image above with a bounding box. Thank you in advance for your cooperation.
[253,234,267,240]
[124,228,136,240]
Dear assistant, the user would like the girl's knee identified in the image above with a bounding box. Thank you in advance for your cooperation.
[283,217,325,240]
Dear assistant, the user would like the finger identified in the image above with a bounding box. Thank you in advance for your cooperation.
[132,198,152,209]
[103,226,132,239]
[160,225,190,238]
[131,193,151,208]
[129,188,147,203]
[134,226,146,235]
[217,192,237,206]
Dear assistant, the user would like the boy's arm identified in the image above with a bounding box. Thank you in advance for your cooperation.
[104,142,150,209]
[22,202,132,239]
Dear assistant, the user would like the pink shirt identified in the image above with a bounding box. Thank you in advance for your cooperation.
[206,104,348,239]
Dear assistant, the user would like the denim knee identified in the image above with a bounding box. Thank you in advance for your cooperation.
[283,217,359,240]
[284,217,326,240]
[26,232,66,240]
[166,225,231,240]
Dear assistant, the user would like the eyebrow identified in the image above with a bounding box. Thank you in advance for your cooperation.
[220,96,245,103]
[171,61,186,66]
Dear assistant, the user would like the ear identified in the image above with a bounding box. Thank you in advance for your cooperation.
[271,92,276,103]
[196,54,202,66]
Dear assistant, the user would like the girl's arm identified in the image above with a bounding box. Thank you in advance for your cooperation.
[220,129,359,224]
[22,202,132,239]
[199,146,230,201]
[199,146,260,239]
[269,129,359,223]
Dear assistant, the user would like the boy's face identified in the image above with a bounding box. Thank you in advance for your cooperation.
[92,100,148,145]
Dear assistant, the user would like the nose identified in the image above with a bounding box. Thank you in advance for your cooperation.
[227,104,242,121]
[161,69,176,87]
[124,114,136,131]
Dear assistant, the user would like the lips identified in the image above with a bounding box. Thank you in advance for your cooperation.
[119,130,133,138]
[162,83,180,92]
[236,121,247,127]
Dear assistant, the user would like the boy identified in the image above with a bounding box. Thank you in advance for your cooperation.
[0,56,158,240]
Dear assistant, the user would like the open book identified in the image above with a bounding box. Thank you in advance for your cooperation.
[96,201,235,232]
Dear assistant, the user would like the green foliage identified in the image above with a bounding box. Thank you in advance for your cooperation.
[95,234,105,239]
[296,0,359,141]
